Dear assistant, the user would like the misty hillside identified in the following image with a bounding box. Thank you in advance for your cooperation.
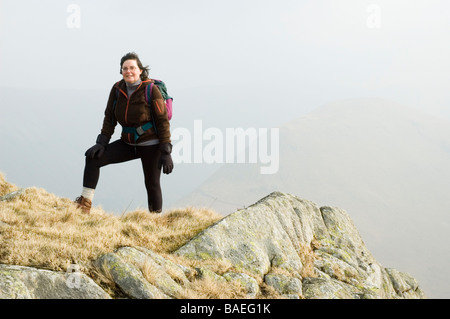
[175,97,450,298]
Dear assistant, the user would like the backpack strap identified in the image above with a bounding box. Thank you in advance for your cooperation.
[122,121,153,143]
[144,82,154,104]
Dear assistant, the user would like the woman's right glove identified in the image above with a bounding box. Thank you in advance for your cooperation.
[85,134,110,159]
[159,143,174,174]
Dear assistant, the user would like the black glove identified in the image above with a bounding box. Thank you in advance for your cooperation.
[85,134,110,159]
[159,143,173,174]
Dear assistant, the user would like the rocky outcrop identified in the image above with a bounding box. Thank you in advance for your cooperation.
[0,191,426,299]
[174,192,425,299]
[0,264,110,299]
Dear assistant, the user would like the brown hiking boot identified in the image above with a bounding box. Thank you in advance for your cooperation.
[74,196,92,214]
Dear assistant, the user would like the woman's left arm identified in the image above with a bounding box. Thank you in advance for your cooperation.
[150,85,171,145]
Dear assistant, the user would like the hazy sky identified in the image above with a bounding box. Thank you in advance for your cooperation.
[1,0,449,119]
[1,0,450,298]
[1,0,449,210]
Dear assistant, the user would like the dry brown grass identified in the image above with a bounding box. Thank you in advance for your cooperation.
[299,238,321,278]
[178,275,248,299]
[0,173,222,274]
[0,173,19,196]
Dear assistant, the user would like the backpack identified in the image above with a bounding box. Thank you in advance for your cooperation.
[146,79,173,121]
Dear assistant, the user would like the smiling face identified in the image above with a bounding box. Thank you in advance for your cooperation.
[121,59,143,84]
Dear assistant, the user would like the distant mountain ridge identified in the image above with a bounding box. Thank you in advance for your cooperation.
[174,98,450,298]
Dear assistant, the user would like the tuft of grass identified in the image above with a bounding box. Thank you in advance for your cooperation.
[299,239,321,279]
[178,275,248,299]
[0,173,20,196]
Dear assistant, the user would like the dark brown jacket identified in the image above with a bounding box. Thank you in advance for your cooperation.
[100,79,171,145]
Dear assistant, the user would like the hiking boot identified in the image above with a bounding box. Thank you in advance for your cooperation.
[74,196,92,214]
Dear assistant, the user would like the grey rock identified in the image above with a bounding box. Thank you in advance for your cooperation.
[0,188,26,202]
[385,268,426,299]
[223,272,260,298]
[93,250,169,299]
[175,192,426,299]
[115,246,189,297]
[175,192,326,278]
[0,264,110,299]
[302,277,361,299]
[264,273,302,297]
[195,267,226,282]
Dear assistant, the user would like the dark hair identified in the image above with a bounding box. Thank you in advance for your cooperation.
[120,52,150,81]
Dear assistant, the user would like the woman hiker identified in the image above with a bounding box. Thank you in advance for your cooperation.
[75,52,173,214]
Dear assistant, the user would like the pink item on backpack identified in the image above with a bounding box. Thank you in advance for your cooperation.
[166,98,173,120]
[146,80,173,121]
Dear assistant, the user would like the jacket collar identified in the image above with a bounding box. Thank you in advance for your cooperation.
[115,79,152,97]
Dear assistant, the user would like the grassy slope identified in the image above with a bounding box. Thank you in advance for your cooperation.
[0,173,285,298]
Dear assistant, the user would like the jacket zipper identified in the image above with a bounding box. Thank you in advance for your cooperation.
[120,80,151,143]
[123,80,151,125]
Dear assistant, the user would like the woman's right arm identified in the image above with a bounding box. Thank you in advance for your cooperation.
[100,84,118,139]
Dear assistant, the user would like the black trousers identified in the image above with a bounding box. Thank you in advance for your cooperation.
[83,140,163,212]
